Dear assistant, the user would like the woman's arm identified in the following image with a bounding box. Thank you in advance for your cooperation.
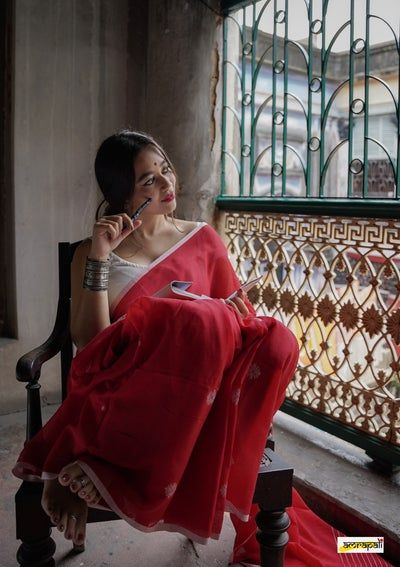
[71,213,142,349]
[71,239,111,349]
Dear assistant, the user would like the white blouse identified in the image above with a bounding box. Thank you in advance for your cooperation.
[108,253,149,311]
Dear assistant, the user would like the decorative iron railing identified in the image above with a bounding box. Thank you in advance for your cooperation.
[220,0,400,217]
[218,211,400,464]
[219,0,400,464]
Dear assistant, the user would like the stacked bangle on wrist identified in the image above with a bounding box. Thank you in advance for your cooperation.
[83,257,110,291]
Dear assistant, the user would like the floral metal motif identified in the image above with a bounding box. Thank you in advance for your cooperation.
[220,211,400,447]
[339,301,358,331]
[362,305,384,337]
[317,296,336,326]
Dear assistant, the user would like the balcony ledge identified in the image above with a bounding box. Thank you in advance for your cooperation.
[273,411,400,564]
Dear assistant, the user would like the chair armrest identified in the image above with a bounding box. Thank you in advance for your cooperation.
[16,299,70,383]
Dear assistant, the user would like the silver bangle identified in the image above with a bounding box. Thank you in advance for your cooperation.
[83,257,110,291]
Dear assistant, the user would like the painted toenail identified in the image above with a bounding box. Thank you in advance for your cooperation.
[61,474,70,482]
[59,524,64,531]
[81,490,86,496]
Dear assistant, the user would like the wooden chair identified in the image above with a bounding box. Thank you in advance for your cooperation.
[14,241,293,567]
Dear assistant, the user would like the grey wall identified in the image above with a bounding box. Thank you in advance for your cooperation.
[1,0,148,412]
[1,0,223,414]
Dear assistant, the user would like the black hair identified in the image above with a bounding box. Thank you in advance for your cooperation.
[94,129,177,219]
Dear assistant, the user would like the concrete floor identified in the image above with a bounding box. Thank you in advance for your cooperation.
[1,406,236,567]
[273,412,400,541]
[1,406,399,566]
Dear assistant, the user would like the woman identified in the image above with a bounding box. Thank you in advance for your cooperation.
[13,130,299,562]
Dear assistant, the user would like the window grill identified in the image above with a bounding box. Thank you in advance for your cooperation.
[219,0,400,465]
[220,0,400,217]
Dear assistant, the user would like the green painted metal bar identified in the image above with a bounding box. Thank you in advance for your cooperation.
[221,17,228,197]
[321,79,350,134]
[216,196,400,218]
[249,1,256,196]
[319,1,328,198]
[347,0,355,198]
[239,6,247,197]
[362,0,370,199]
[306,0,313,198]
[282,0,289,197]
[281,399,400,466]
[271,0,278,197]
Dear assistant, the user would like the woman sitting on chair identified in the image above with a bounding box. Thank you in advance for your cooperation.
[13,130,298,564]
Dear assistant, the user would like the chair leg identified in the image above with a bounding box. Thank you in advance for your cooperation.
[15,481,56,567]
[255,508,290,567]
[16,537,56,567]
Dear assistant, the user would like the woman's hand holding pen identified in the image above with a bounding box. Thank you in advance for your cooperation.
[89,214,141,261]
[224,289,249,319]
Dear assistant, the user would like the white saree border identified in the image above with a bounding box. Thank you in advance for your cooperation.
[110,222,207,317]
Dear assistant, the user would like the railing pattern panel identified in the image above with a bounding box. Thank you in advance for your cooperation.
[221,211,400,446]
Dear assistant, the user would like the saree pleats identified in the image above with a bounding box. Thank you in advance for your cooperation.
[14,291,298,544]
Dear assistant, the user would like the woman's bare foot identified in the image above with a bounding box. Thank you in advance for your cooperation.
[58,462,101,505]
[42,479,87,545]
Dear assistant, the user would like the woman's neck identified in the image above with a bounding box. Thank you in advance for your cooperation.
[134,214,171,240]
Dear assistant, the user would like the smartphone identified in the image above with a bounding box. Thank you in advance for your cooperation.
[131,197,152,221]
[225,275,264,301]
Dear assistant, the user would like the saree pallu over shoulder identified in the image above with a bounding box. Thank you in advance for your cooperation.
[111,223,247,321]
[13,222,299,545]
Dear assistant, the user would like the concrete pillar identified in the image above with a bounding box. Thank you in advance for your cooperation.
[143,0,222,223]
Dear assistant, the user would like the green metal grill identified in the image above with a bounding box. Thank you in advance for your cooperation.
[220,0,400,214]
[219,1,400,466]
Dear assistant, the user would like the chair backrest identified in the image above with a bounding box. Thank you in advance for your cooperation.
[59,241,81,400]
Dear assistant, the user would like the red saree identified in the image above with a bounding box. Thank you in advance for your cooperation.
[13,224,390,566]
